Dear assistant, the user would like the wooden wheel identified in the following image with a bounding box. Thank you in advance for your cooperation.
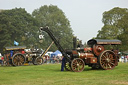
[71,58,85,72]
[12,53,26,66]
[99,50,117,70]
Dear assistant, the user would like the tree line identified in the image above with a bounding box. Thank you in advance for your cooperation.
[96,7,128,51]
[0,5,73,53]
[0,6,128,53]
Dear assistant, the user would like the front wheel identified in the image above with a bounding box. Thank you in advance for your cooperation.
[71,58,85,72]
[33,57,43,65]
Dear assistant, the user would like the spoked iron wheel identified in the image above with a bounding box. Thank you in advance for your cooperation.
[35,57,43,65]
[99,50,117,70]
[12,53,26,66]
[71,58,85,72]
[33,57,43,65]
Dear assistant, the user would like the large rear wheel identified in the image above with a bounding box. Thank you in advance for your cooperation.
[99,50,117,70]
[12,53,26,66]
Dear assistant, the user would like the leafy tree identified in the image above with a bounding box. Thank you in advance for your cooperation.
[0,8,39,53]
[32,5,73,51]
[96,7,128,51]
[117,12,128,51]
[97,7,128,39]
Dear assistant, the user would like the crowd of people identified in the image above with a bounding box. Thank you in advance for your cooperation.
[120,55,128,63]
[43,55,62,64]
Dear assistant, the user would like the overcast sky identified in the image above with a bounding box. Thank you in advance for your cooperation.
[0,0,128,43]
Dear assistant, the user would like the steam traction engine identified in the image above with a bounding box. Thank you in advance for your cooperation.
[4,46,43,66]
[40,27,121,72]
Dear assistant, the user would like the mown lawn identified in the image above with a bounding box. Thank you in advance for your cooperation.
[0,62,128,85]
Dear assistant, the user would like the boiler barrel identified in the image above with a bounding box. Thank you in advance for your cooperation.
[79,53,94,59]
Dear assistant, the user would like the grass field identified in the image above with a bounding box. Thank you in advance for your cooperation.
[0,63,128,85]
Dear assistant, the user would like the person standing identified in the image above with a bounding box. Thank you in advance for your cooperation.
[1,56,4,66]
[127,55,128,62]
[61,56,65,71]
[125,55,127,63]
[124,55,126,63]
[0,53,4,66]
[121,55,124,63]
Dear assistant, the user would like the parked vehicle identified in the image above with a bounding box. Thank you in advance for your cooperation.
[4,46,43,66]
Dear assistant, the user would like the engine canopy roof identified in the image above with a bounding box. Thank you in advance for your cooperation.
[87,39,121,46]
[5,46,26,51]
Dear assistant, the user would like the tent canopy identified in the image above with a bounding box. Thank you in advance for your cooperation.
[51,50,62,57]
[123,50,128,55]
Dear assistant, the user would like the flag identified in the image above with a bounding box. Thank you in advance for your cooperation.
[14,41,19,46]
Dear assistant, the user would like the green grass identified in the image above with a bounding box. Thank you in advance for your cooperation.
[0,63,128,85]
